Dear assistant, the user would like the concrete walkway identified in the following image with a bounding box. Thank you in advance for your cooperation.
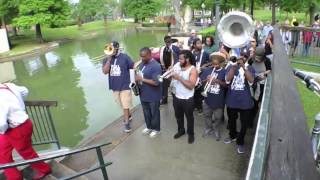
[86,101,253,180]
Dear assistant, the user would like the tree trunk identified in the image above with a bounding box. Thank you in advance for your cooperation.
[104,15,107,24]
[271,0,276,25]
[309,5,315,25]
[242,2,246,12]
[12,27,18,36]
[77,16,82,27]
[250,0,254,16]
[35,24,44,43]
[1,16,12,48]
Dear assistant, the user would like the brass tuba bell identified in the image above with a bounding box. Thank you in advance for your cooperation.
[217,11,255,48]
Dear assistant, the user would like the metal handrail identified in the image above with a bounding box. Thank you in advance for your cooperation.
[0,142,112,180]
[25,100,61,149]
[245,75,272,180]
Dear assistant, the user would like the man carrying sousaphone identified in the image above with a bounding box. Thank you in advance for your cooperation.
[159,35,180,104]
[102,41,134,133]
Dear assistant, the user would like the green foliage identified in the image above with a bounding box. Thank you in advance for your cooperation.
[0,0,19,24]
[142,23,167,27]
[122,0,162,21]
[199,26,216,37]
[14,0,71,28]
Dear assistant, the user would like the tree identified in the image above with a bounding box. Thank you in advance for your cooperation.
[122,0,162,22]
[0,0,19,47]
[14,0,70,43]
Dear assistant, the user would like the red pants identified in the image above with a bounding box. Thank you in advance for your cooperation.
[0,120,51,180]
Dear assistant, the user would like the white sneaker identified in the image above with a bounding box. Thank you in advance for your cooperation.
[149,130,160,138]
[142,128,152,135]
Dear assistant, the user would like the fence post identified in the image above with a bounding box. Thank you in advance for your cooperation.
[96,147,109,180]
[311,113,320,160]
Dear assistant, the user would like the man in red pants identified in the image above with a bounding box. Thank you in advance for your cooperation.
[0,83,51,180]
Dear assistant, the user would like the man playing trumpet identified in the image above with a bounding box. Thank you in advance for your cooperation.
[200,52,227,141]
[171,50,198,144]
[102,41,134,133]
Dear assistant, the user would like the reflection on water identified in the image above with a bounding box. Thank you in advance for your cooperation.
[13,29,165,147]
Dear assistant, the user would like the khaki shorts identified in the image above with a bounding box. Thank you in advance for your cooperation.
[113,90,132,109]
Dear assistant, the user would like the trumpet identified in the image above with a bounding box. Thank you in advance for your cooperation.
[201,68,217,97]
[158,68,174,82]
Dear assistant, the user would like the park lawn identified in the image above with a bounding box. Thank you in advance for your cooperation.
[0,21,136,57]
[254,9,307,23]
[199,26,216,37]
[296,79,320,130]
[291,56,320,65]
[291,63,320,73]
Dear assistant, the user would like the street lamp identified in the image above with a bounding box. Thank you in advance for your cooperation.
[201,3,206,28]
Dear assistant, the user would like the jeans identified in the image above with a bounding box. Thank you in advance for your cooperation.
[162,78,171,102]
[194,86,204,110]
[227,107,251,145]
[141,101,161,131]
[203,104,223,132]
[302,42,311,56]
[172,94,195,135]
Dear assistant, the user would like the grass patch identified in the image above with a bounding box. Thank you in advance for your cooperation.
[296,80,320,130]
[1,21,136,58]
[254,9,307,23]
[291,63,320,73]
[199,26,216,37]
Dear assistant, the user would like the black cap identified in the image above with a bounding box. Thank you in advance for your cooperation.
[111,41,120,49]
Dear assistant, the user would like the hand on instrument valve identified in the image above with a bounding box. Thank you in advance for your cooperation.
[171,72,181,81]
[135,74,143,82]
[237,58,245,69]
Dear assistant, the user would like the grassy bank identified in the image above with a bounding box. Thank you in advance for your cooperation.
[1,21,136,57]
[254,9,307,24]
[296,80,320,129]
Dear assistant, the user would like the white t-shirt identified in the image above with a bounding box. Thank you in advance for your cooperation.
[0,83,29,134]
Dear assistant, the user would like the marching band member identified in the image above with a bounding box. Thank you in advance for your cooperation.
[192,38,210,113]
[0,83,51,180]
[102,41,134,133]
[171,50,198,144]
[159,35,180,105]
[136,47,162,138]
[224,55,255,154]
[200,52,227,141]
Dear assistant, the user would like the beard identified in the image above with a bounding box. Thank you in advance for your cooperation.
[180,61,187,68]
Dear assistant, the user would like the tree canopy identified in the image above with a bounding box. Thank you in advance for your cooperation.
[121,0,163,22]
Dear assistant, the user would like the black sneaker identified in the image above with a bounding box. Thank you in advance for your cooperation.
[160,99,168,105]
[173,131,185,139]
[188,135,195,144]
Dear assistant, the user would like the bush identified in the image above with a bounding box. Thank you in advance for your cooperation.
[199,26,216,37]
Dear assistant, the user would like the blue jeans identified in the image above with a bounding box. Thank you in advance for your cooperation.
[141,101,161,131]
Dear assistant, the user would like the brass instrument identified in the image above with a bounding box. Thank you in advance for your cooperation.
[201,68,217,97]
[129,60,143,96]
[158,68,175,82]
[104,43,115,56]
[217,11,255,49]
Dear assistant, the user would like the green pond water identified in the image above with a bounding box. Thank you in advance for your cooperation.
[13,28,166,147]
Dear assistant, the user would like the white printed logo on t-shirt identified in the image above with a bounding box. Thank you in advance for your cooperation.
[231,71,245,91]
[110,59,121,76]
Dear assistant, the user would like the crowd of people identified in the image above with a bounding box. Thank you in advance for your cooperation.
[101,24,273,155]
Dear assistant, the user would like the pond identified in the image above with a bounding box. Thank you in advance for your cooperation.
[13,28,166,147]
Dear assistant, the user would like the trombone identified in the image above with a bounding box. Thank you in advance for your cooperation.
[201,68,217,97]
[158,68,175,82]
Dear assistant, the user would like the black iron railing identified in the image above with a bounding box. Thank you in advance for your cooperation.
[25,100,61,149]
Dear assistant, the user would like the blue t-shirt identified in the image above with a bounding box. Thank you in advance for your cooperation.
[138,59,162,102]
[107,53,134,91]
[225,65,255,110]
[193,50,210,66]
[200,67,226,109]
